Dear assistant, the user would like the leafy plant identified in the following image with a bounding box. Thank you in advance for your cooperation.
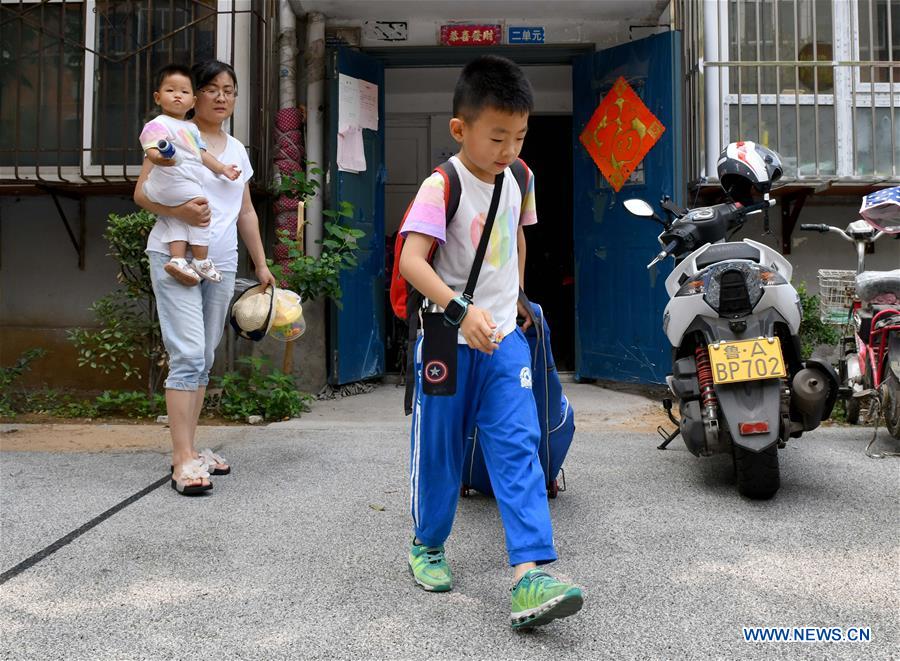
[68,210,164,396]
[269,165,365,306]
[0,349,46,416]
[797,282,840,359]
[214,356,311,421]
[22,388,99,418]
[269,204,365,306]
[274,166,324,202]
[94,390,166,418]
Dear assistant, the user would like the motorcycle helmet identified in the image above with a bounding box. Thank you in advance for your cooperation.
[717,141,783,204]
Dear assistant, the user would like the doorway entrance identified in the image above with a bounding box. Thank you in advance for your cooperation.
[519,114,575,370]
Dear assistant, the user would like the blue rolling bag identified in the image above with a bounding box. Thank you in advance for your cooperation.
[462,299,575,498]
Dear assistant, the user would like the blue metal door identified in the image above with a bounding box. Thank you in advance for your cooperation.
[572,31,683,383]
[327,47,386,385]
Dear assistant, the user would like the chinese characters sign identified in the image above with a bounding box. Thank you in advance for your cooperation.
[440,24,501,46]
[508,26,544,44]
[578,77,665,191]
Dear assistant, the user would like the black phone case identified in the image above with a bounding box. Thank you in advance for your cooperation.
[421,312,458,396]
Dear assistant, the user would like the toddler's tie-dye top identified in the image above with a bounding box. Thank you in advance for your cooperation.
[139,114,207,187]
[139,114,206,159]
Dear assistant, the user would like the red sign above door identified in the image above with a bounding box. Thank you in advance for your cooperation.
[440,24,502,46]
[578,76,665,192]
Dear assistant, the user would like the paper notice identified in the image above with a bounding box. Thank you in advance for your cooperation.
[337,126,366,173]
[339,74,378,131]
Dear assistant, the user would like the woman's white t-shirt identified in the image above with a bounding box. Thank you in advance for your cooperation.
[146,133,253,272]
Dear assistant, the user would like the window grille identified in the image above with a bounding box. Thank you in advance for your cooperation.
[0,0,276,186]
[675,0,899,188]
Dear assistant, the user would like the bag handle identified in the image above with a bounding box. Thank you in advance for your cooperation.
[462,172,504,302]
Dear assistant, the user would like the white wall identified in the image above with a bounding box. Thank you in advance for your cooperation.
[0,195,142,388]
[1,196,132,326]
[384,65,572,115]
[730,200,900,292]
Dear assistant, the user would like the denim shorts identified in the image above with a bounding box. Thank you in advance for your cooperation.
[148,250,236,391]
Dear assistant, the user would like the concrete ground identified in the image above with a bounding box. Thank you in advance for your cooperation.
[1,383,898,660]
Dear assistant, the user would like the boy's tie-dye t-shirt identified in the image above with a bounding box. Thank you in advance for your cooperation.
[401,155,537,343]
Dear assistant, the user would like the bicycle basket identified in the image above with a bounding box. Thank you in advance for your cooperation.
[816,269,856,324]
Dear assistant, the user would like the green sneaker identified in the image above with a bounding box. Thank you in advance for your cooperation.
[510,569,583,629]
[408,541,452,592]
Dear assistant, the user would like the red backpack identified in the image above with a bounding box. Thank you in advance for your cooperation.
[390,157,532,414]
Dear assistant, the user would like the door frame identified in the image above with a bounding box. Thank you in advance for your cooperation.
[363,44,593,68]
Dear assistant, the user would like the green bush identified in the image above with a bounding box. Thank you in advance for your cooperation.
[94,390,166,418]
[268,203,365,307]
[797,282,840,359]
[68,210,165,395]
[0,349,46,416]
[269,166,364,306]
[215,356,311,421]
[22,388,99,418]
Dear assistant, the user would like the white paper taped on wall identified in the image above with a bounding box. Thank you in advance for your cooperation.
[337,74,378,172]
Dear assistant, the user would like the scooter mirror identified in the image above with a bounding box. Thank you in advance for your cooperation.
[624,199,654,217]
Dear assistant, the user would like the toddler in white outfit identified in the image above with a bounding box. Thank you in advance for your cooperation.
[139,64,240,286]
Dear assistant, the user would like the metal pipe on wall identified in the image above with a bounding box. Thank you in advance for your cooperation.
[702,0,723,179]
[305,11,326,258]
[279,2,297,109]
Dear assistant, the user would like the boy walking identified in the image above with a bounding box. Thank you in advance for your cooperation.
[398,55,583,629]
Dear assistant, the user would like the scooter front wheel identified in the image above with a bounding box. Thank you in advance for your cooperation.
[733,444,780,500]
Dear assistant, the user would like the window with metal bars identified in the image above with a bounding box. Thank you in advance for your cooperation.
[676,0,899,183]
[0,0,273,184]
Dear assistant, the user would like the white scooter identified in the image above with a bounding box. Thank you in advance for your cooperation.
[625,195,838,499]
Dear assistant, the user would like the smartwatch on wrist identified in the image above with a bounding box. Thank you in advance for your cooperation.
[443,296,470,326]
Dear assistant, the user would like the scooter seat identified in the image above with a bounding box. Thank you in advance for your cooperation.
[695,243,761,269]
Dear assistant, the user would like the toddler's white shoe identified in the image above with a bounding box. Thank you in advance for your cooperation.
[164,257,201,286]
[191,258,223,283]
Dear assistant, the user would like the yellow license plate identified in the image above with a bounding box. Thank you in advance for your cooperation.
[708,337,787,384]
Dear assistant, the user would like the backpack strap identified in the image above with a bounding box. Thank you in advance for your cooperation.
[434,159,462,224]
[402,159,462,415]
[510,158,531,218]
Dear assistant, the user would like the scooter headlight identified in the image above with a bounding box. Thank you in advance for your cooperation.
[702,263,787,314]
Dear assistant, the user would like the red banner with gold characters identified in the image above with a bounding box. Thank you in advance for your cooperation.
[578,77,665,192]
[440,24,501,46]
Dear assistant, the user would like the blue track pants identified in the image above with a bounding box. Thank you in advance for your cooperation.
[409,329,557,566]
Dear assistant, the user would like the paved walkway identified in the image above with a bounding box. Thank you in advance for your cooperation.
[1,384,898,659]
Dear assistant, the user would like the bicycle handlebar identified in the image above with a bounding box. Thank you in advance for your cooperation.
[799,222,887,244]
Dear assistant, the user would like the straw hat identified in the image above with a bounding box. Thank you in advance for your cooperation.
[229,283,275,341]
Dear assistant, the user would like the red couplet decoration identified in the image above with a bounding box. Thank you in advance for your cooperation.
[578,76,666,192]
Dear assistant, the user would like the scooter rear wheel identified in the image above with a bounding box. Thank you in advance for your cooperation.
[882,372,900,440]
[733,444,780,500]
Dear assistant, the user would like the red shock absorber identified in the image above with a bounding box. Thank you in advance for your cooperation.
[695,344,718,409]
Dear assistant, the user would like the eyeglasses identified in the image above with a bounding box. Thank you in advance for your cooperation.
[199,87,237,99]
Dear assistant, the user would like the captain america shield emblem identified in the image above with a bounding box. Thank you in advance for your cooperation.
[424,360,449,384]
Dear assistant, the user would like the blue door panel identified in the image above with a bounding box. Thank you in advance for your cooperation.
[327,47,386,385]
[572,31,683,384]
